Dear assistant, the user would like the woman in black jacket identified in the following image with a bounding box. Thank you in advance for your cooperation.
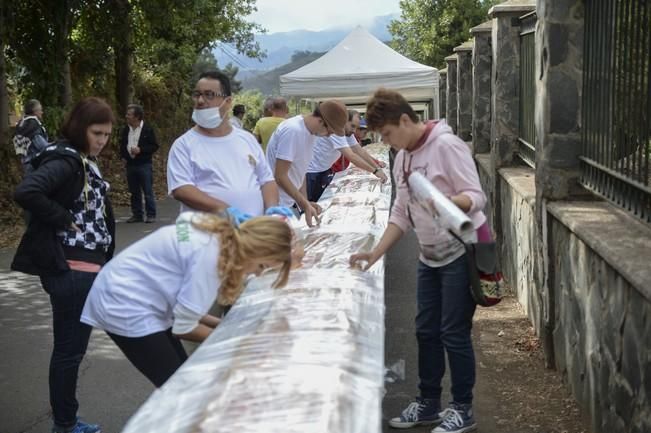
[12,97,116,433]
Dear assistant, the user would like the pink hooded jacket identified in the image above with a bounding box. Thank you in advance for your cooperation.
[388,120,487,266]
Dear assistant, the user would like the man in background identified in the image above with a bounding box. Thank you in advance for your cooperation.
[230,104,246,129]
[253,97,288,151]
[119,104,159,223]
[13,99,49,175]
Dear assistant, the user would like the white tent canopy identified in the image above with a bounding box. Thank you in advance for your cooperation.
[280,27,439,117]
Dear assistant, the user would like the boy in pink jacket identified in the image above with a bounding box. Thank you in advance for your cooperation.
[350,88,486,433]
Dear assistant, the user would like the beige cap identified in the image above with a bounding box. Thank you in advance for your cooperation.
[319,100,347,136]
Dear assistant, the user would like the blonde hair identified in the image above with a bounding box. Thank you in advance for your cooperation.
[191,214,292,305]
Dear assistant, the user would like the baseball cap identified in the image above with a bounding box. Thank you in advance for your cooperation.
[359,119,368,129]
[319,100,347,136]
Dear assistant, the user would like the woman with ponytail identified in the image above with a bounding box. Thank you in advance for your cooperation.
[81,212,293,387]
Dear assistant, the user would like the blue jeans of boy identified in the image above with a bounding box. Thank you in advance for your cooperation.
[126,162,156,219]
[416,254,476,404]
[40,270,97,429]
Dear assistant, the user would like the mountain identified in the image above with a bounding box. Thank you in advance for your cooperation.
[214,13,397,73]
[241,51,325,95]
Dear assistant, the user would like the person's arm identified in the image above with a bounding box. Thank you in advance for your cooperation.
[14,158,78,228]
[351,143,386,168]
[261,181,280,210]
[200,314,221,328]
[138,125,159,156]
[171,185,229,213]
[274,160,319,226]
[31,134,49,153]
[174,323,214,343]
[340,147,387,183]
[350,223,404,270]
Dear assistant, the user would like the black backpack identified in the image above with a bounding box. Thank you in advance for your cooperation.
[13,116,45,160]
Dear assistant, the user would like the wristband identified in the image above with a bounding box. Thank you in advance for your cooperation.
[372,167,380,174]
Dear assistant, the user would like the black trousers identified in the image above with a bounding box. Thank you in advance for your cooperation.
[108,328,187,387]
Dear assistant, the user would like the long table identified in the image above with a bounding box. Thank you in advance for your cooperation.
[122,144,391,433]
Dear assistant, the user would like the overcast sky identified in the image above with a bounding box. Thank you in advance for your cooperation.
[248,0,402,33]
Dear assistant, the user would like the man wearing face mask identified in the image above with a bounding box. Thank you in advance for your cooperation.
[167,70,293,224]
[265,100,348,227]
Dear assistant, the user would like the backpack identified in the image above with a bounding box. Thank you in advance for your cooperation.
[13,116,44,159]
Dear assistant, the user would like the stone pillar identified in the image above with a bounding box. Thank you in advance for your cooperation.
[471,20,493,154]
[439,68,447,121]
[454,41,473,141]
[534,1,583,200]
[445,55,458,133]
[489,1,536,168]
[534,0,584,389]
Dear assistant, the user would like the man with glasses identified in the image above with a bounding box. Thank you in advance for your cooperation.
[265,100,348,226]
[167,70,292,224]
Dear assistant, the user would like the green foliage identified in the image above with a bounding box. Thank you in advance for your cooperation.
[389,0,495,68]
[233,90,266,130]
[1,0,265,225]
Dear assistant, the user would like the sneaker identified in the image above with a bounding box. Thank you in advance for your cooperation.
[388,397,441,428]
[145,216,156,223]
[52,419,101,433]
[126,216,143,223]
[432,403,477,433]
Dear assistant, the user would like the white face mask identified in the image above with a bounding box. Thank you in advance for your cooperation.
[192,102,226,129]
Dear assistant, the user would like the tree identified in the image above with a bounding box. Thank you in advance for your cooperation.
[221,63,242,94]
[389,0,495,68]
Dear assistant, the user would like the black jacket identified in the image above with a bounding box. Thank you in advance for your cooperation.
[11,142,116,276]
[119,122,159,166]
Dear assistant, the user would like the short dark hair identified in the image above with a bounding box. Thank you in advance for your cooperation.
[60,97,115,154]
[262,97,274,116]
[365,88,419,130]
[271,97,288,113]
[233,104,246,116]
[198,70,232,97]
[127,103,144,120]
[24,99,41,115]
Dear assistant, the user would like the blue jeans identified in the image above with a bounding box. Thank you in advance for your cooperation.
[40,271,97,429]
[306,169,333,202]
[126,162,156,218]
[416,254,476,404]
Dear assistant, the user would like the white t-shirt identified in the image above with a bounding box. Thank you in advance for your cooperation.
[81,212,221,338]
[307,134,354,173]
[167,128,275,216]
[265,115,317,207]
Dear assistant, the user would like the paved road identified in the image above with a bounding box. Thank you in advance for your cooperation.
[0,198,453,433]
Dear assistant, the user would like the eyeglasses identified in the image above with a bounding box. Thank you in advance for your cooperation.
[191,90,227,101]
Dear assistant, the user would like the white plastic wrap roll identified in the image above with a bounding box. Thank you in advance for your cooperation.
[407,171,473,238]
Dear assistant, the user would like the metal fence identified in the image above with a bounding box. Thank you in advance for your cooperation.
[518,12,537,168]
[581,0,650,223]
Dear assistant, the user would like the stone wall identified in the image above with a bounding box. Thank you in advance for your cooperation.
[499,168,540,329]
[548,204,651,433]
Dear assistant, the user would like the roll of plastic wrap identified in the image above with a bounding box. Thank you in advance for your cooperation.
[407,171,473,238]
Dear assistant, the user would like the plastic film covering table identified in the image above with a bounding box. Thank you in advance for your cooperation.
[122,144,391,433]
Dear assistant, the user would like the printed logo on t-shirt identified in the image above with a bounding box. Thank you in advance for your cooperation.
[177,221,190,242]
[247,154,256,167]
